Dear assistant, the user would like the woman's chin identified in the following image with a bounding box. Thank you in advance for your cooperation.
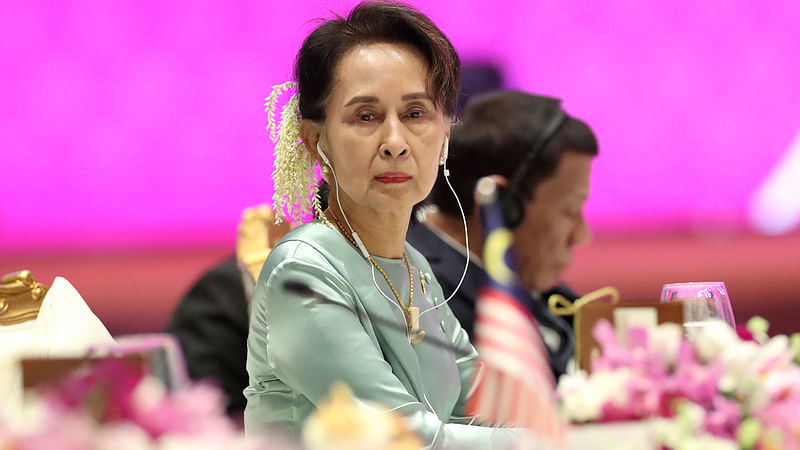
[367,189,425,210]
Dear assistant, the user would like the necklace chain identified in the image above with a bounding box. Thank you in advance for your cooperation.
[327,212,415,329]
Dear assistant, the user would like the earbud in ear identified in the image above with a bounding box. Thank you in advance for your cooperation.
[440,136,449,166]
[497,185,525,229]
[316,142,331,167]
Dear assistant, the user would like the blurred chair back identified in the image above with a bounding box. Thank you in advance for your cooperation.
[1,272,114,414]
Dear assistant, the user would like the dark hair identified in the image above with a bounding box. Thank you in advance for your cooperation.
[294,1,461,121]
[429,90,598,216]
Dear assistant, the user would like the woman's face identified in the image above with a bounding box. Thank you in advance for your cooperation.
[317,42,448,216]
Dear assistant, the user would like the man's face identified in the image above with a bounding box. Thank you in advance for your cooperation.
[513,151,593,292]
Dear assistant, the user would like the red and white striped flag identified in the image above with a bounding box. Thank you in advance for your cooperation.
[466,178,565,442]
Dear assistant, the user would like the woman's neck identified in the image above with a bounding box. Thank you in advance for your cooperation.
[326,198,411,259]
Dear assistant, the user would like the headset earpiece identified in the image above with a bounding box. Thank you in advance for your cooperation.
[497,185,525,229]
[500,106,567,229]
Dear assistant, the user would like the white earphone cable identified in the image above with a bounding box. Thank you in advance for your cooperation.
[321,138,470,335]
[418,152,470,319]
[323,145,409,332]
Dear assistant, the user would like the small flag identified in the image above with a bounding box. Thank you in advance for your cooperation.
[466,178,565,442]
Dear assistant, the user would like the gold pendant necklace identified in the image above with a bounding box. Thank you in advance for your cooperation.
[327,212,425,343]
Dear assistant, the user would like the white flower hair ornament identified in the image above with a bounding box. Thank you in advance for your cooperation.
[265,81,325,225]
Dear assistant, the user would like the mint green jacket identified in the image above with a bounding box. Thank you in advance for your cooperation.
[244,222,518,448]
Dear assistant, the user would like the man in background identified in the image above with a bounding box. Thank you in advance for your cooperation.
[166,205,290,420]
[408,90,597,377]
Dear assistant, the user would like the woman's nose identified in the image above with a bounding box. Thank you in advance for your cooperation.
[380,116,408,158]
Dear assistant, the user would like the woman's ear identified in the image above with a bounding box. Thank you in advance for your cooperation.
[300,119,331,181]
[300,119,323,163]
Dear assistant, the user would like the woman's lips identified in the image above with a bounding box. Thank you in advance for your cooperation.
[375,172,411,183]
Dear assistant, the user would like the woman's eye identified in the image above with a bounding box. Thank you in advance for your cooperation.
[359,112,375,122]
[407,109,425,119]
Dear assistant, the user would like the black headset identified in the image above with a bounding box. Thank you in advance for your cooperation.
[497,105,567,228]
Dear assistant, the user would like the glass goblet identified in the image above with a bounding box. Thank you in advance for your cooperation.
[659,281,736,337]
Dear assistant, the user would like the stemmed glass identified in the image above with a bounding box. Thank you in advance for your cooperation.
[659,281,736,337]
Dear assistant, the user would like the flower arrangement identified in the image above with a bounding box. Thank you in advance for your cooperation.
[0,359,423,450]
[303,382,422,450]
[558,318,800,449]
[0,359,289,450]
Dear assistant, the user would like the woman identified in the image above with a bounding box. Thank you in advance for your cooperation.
[245,3,517,448]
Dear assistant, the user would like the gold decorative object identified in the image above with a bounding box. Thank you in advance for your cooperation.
[0,270,49,326]
[418,270,427,295]
[548,286,620,372]
[547,286,620,317]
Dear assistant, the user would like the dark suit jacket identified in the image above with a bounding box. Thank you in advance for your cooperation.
[166,256,249,419]
[406,223,576,378]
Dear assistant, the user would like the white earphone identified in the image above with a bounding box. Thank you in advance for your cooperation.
[416,134,469,322]
[440,136,449,166]
[317,141,332,167]
[318,141,370,259]
[440,136,451,179]
[317,136,468,339]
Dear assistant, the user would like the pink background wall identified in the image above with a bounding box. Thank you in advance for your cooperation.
[3,1,800,251]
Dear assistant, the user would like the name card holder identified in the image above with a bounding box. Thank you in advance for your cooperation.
[575,301,683,372]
